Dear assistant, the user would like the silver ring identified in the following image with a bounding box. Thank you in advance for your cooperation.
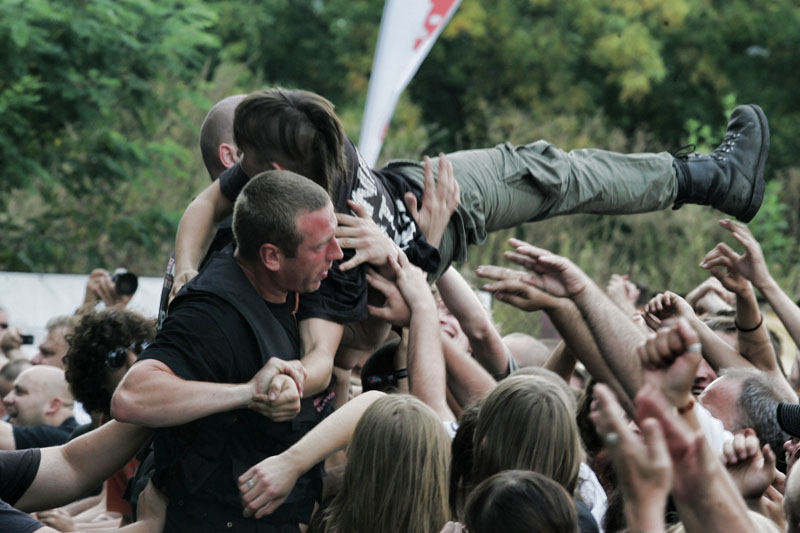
[603,432,620,447]
[686,343,702,353]
[246,478,255,489]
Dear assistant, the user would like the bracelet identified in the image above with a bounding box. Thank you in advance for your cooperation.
[394,368,409,380]
[676,397,695,415]
[734,314,763,332]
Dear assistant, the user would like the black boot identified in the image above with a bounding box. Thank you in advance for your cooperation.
[673,104,769,223]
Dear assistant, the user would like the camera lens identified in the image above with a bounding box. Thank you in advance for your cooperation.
[111,269,139,296]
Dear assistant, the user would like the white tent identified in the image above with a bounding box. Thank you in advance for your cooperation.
[0,272,162,357]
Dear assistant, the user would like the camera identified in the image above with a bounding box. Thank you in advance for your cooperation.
[111,268,139,296]
[20,334,33,345]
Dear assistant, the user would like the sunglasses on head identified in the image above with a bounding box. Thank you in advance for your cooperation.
[106,341,150,369]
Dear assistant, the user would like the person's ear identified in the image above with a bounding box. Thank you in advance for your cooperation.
[45,396,63,416]
[259,244,282,272]
[218,143,239,169]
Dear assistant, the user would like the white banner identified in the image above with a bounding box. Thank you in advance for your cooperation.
[358,0,462,166]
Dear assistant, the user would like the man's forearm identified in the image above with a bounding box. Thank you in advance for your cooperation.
[174,181,231,276]
[299,318,342,395]
[572,282,646,399]
[436,267,508,376]
[111,361,252,427]
[17,422,150,512]
[547,300,634,411]
[760,276,800,351]
[408,304,455,421]
[283,391,384,472]
[442,335,496,407]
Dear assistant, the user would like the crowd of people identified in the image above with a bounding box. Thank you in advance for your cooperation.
[1,87,797,533]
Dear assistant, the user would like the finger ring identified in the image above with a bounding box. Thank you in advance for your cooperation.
[686,343,702,353]
[603,432,620,447]
[246,478,255,489]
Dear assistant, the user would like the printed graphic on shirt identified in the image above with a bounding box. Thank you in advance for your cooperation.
[351,146,418,251]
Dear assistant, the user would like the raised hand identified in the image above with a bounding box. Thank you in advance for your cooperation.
[504,238,588,298]
[404,154,460,248]
[81,268,133,311]
[476,264,559,312]
[606,274,641,315]
[637,318,702,408]
[722,429,777,500]
[387,250,434,310]
[700,245,752,296]
[685,276,735,314]
[701,219,772,289]
[336,200,399,272]
[643,291,695,330]
[590,383,671,532]
[366,266,412,327]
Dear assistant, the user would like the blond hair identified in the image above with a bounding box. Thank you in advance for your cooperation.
[326,395,451,533]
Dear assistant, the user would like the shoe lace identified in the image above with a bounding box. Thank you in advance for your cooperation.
[671,144,697,159]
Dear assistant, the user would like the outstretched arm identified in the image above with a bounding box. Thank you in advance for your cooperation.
[16,422,151,512]
[111,357,305,427]
[644,291,754,375]
[701,245,781,375]
[238,390,384,518]
[706,219,800,351]
[477,262,634,413]
[501,239,647,400]
[172,180,233,299]
[435,267,509,377]
[441,334,497,409]
[367,254,455,421]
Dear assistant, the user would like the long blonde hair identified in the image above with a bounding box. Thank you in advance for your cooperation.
[472,375,583,494]
[325,394,451,533]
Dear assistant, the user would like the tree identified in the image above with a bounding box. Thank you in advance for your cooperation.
[0,0,218,273]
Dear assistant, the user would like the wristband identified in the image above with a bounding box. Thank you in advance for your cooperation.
[734,314,763,332]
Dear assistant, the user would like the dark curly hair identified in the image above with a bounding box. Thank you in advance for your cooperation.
[64,309,156,415]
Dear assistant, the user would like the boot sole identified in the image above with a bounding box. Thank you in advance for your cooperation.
[738,104,769,223]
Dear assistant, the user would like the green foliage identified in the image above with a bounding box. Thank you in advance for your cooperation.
[0,0,218,273]
[3,0,800,323]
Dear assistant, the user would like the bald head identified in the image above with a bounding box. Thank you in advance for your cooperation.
[4,365,73,427]
[502,333,552,368]
[200,94,247,180]
[21,366,73,400]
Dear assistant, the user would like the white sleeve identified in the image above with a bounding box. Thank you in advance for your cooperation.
[694,401,734,452]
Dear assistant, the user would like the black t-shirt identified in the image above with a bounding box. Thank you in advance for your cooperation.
[144,292,296,384]
[0,448,43,533]
[0,448,40,505]
[218,139,440,324]
[0,499,42,533]
[140,292,317,528]
[13,417,78,450]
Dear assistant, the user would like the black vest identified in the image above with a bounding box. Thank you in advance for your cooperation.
[157,251,332,532]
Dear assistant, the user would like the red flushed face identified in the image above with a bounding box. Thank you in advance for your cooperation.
[278,204,343,294]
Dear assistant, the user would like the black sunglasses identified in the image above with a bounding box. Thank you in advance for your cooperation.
[106,341,150,369]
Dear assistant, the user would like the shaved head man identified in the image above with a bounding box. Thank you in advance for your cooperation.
[0,366,77,449]
[199,94,247,181]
